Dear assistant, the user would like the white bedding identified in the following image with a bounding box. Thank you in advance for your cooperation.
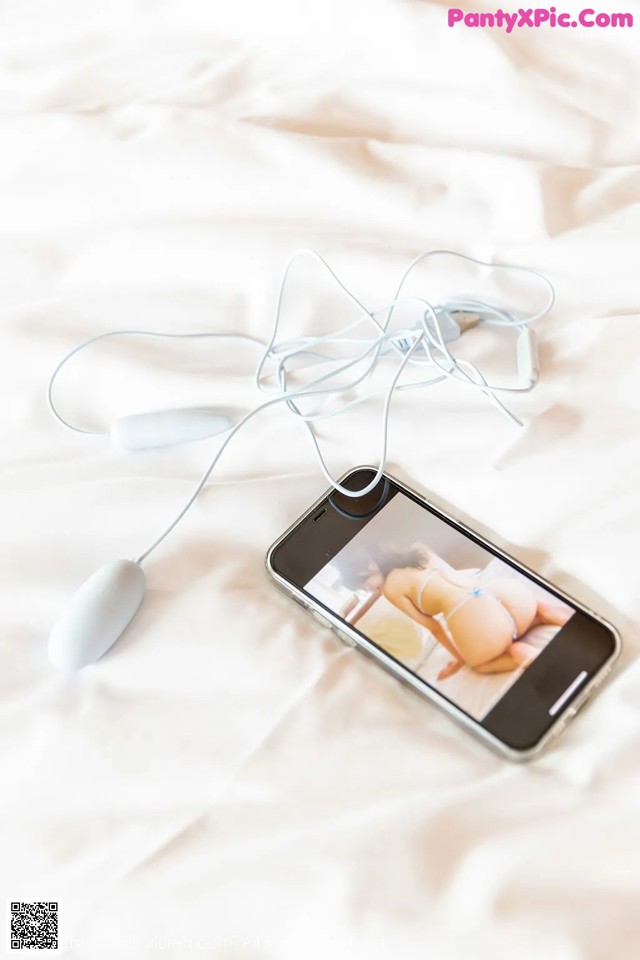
[2,1,640,957]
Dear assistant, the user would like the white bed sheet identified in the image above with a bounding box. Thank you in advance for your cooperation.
[2,1,640,957]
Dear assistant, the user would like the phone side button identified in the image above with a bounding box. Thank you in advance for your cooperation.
[333,628,357,648]
[311,610,331,629]
[566,691,591,720]
[550,703,582,744]
[549,715,567,741]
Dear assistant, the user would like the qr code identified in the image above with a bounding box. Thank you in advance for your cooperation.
[10,902,58,950]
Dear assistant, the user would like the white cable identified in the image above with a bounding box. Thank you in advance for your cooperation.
[47,329,269,435]
[134,336,424,564]
[386,249,555,329]
[47,249,555,565]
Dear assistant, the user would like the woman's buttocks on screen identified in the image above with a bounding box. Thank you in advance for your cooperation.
[345,545,572,680]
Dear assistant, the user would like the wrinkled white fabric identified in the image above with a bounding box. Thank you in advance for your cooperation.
[1,1,639,958]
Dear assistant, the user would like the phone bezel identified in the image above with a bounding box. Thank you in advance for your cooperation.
[265,466,622,761]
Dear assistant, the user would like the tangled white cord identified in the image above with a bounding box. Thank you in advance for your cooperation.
[47,249,554,566]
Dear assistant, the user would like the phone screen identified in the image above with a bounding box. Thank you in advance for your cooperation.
[270,469,618,751]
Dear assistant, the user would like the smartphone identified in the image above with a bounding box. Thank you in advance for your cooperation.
[266,467,621,760]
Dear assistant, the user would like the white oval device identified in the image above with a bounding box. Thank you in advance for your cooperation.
[110,407,233,452]
[48,559,146,671]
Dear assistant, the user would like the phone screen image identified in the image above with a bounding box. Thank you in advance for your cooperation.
[304,488,576,723]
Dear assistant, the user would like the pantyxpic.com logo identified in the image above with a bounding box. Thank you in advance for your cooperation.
[448,6,634,32]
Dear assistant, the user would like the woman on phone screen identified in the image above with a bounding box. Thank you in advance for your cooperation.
[339,544,571,680]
